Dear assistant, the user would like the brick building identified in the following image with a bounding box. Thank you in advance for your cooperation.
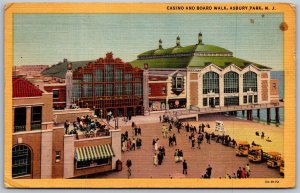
[14,65,49,78]
[72,52,144,117]
[12,77,54,178]
[12,77,121,179]
[131,33,280,110]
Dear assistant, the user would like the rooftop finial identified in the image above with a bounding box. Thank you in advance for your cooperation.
[198,32,203,44]
[176,36,180,47]
[159,39,162,49]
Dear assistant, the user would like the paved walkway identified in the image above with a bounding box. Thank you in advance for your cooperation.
[90,119,282,179]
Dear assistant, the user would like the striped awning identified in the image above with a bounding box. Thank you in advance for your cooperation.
[75,144,115,162]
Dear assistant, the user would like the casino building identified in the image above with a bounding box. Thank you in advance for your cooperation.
[72,52,144,117]
[131,33,279,111]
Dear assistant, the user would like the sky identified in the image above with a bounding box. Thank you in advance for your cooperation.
[14,13,283,70]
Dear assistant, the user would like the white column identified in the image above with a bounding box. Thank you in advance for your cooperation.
[186,71,190,109]
[219,74,224,107]
[239,74,244,105]
[63,135,74,179]
[65,70,73,109]
[198,73,203,108]
[26,106,31,131]
[257,72,262,104]
[267,71,271,103]
[110,129,121,170]
[41,130,53,178]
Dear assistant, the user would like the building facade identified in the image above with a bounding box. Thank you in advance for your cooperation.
[12,77,54,179]
[12,77,121,179]
[131,33,279,110]
[72,52,144,117]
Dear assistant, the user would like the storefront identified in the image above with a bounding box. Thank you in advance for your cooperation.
[74,144,115,175]
[149,100,167,111]
[168,99,186,109]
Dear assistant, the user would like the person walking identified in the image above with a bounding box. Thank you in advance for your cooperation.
[64,120,70,134]
[132,138,136,151]
[169,136,173,147]
[158,151,163,165]
[197,135,201,149]
[191,136,195,148]
[126,159,132,179]
[206,165,212,178]
[155,138,159,151]
[174,149,179,163]
[237,167,242,178]
[172,134,177,146]
[178,149,183,162]
[153,153,158,166]
[241,168,247,178]
[152,138,156,150]
[183,160,188,175]
[246,163,251,178]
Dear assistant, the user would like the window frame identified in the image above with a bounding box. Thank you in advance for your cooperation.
[52,89,59,99]
[12,145,31,178]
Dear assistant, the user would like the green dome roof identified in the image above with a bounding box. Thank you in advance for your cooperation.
[138,44,232,57]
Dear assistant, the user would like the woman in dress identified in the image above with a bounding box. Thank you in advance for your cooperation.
[154,138,159,151]
[153,153,158,166]
[174,149,179,163]
[122,140,127,152]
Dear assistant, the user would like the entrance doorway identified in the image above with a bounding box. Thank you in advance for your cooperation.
[209,97,215,108]
[248,95,253,104]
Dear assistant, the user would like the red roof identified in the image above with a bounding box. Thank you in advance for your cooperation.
[13,77,43,98]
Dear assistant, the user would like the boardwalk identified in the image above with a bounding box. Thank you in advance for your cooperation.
[88,119,282,179]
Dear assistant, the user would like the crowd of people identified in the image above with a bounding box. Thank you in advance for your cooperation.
[64,115,112,139]
[153,146,166,166]
[121,129,142,152]
[223,163,251,179]
[118,112,263,179]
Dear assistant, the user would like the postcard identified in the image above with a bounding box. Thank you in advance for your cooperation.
[4,2,296,188]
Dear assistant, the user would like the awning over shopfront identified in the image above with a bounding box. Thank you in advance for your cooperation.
[75,144,115,162]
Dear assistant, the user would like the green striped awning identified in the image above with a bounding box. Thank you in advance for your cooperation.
[75,144,115,162]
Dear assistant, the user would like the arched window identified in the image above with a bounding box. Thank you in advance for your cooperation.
[243,71,257,92]
[12,145,31,177]
[203,72,219,94]
[224,71,239,93]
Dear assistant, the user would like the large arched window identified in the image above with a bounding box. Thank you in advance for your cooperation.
[224,71,239,93]
[203,71,219,94]
[243,71,257,92]
[12,145,31,177]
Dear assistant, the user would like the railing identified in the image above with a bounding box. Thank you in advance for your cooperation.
[74,130,111,140]
[31,123,41,130]
[14,125,26,132]
[172,102,285,117]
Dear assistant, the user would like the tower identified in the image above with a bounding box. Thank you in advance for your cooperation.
[65,62,73,109]
[198,32,203,44]
[159,39,162,49]
[176,36,180,47]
